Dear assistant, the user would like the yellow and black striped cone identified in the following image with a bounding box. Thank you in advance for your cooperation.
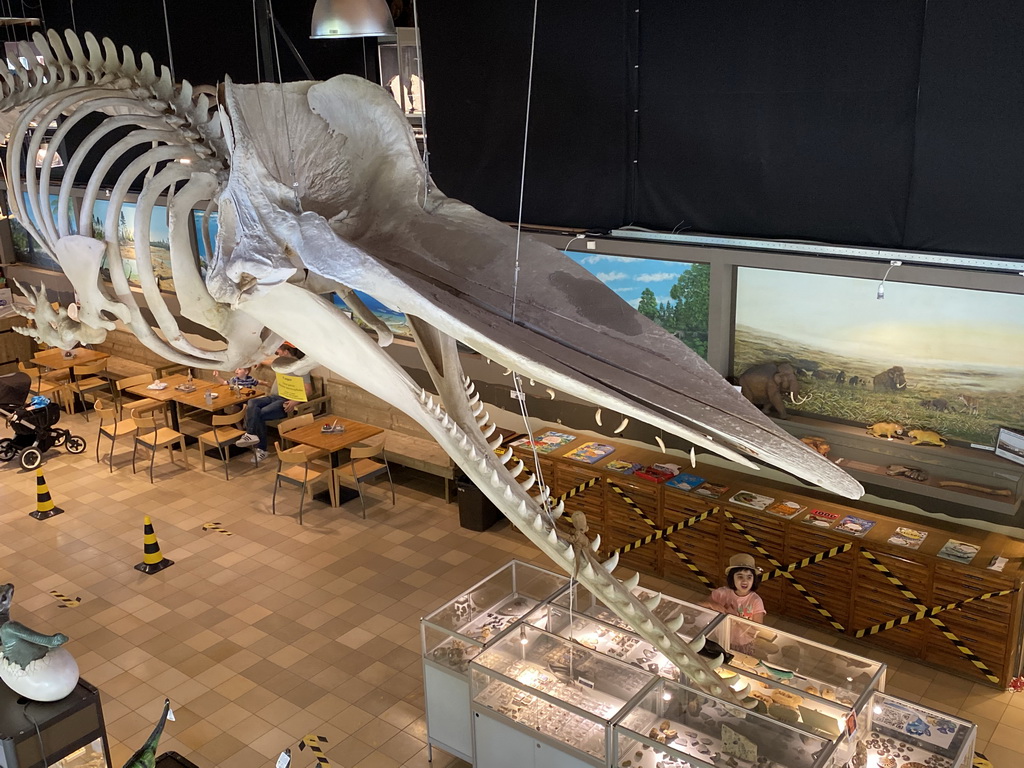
[29,468,64,520]
[134,516,174,574]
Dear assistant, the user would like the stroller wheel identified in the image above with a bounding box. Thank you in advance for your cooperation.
[53,431,67,447]
[0,439,14,462]
[20,447,43,471]
[65,435,87,455]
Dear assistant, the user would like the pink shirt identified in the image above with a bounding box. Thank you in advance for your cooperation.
[709,587,766,622]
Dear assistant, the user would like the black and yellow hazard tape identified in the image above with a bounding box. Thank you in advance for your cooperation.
[761,543,853,581]
[202,522,233,536]
[856,588,1019,638]
[556,476,599,503]
[49,590,81,608]
[859,550,1001,684]
[723,510,846,632]
[612,509,716,555]
[299,734,330,766]
[606,480,716,589]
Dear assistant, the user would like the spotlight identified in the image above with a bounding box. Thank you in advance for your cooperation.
[876,260,902,300]
[519,626,528,645]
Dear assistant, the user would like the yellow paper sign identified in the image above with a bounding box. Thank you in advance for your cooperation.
[276,373,308,402]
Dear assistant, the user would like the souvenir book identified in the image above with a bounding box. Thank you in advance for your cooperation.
[509,430,577,454]
[666,473,706,491]
[692,482,729,499]
[728,490,775,510]
[887,527,928,550]
[564,441,615,464]
[937,539,980,564]
[763,500,805,519]
[802,509,840,528]
[604,460,641,474]
[634,466,676,483]
[834,515,877,537]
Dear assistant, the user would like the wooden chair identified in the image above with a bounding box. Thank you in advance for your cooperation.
[277,413,325,460]
[272,441,335,524]
[131,410,189,482]
[197,411,247,480]
[333,435,395,519]
[67,360,115,420]
[18,361,67,409]
[93,399,137,472]
[115,373,165,421]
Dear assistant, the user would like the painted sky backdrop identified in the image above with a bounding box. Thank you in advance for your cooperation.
[736,269,1024,370]
[567,251,695,307]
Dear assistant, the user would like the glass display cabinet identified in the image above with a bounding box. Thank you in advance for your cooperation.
[614,677,838,768]
[844,692,976,768]
[421,560,569,763]
[470,624,656,767]
[378,27,425,134]
[707,615,886,740]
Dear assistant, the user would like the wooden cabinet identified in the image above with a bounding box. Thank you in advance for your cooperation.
[520,438,1024,688]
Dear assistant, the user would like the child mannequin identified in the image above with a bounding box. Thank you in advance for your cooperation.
[704,553,766,652]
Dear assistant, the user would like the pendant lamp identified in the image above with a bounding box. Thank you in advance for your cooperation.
[310,0,396,39]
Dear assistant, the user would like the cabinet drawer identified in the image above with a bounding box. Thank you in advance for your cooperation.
[785,591,851,629]
[856,551,931,596]
[923,636,1007,685]
[663,488,717,514]
[935,562,1017,593]
[931,587,1015,619]
[858,622,926,655]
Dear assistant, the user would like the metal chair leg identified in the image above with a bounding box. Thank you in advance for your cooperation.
[298,480,306,525]
[272,476,279,515]
[219,443,229,481]
[131,440,139,474]
[149,444,156,483]
[108,435,116,473]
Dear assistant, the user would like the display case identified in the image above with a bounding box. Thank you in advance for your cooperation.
[707,614,886,739]
[614,676,838,768]
[845,692,976,768]
[0,679,111,768]
[378,27,425,133]
[470,625,656,767]
[421,560,569,763]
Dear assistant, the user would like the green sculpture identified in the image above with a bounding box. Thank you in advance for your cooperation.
[0,584,69,669]
[122,699,170,768]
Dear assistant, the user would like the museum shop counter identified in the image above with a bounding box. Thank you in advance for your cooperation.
[497,434,1024,689]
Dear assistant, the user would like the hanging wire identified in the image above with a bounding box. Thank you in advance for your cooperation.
[411,0,431,204]
[267,0,299,204]
[160,0,175,82]
[251,0,261,81]
[68,0,76,33]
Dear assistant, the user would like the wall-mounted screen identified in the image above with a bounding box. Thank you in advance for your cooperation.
[567,252,710,359]
[733,268,1024,446]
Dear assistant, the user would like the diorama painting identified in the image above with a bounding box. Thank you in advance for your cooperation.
[567,252,709,359]
[733,268,1024,446]
[9,193,67,272]
[92,200,174,291]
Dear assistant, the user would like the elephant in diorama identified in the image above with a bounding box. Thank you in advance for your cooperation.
[738,362,809,419]
[873,366,908,391]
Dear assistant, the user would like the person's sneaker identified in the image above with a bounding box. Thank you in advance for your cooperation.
[236,433,259,447]
[251,448,268,464]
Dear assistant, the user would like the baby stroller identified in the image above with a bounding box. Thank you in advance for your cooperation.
[0,371,86,470]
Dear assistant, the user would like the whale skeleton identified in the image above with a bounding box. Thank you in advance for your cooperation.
[0,30,863,707]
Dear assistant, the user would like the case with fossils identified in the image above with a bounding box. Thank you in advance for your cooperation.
[421,560,569,762]
[547,582,719,645]
[613,677,836,768]
[841,692,976,768]
[470,625,656,765]
[707,615,885,739]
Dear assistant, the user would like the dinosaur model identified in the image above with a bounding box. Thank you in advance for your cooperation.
[122,698,171,768]
[0,583,79,700]
[0,30,862,705]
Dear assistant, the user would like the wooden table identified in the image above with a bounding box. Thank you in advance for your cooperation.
[173,383,260,414]
[31,347,110,375]
[124,373,214,430]
[284,416,384,506]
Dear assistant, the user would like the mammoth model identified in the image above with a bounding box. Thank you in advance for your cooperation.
[874,366,907,391]
[738,363,808,419]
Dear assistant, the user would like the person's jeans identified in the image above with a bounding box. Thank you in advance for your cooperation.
[244,395,287,450]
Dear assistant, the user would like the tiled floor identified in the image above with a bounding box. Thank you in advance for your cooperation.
[0,409,1018,767]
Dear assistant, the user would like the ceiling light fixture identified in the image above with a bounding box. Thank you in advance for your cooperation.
[310,0,396,39]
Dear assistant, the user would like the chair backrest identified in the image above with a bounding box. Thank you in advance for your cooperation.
[94,399,117,422]
[278,413,313,434]
[274,441,310,466]
[117,373,154,391]
[350,436,385,461]
[73,360,107,376]
[17,361,39,376]
[131,411,159,431]
[212,410,245,427]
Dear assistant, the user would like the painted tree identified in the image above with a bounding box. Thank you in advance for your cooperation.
[637,287,658,319]
[669,263,710,359]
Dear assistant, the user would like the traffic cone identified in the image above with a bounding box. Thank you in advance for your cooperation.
[134,516,174,574]
[30,468,64,520]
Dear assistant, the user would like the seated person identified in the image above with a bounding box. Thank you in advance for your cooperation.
[213,365,264,390]
[235,344,313,462]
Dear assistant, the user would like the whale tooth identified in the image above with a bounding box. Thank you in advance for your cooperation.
[469,393,480,407]
[503,368,512,376]
[499,449,514,464]
[622,572,640,591]
[614,417,629,434]
[639,618,655,633]
[595,408,602,426]
[706,653,724,670]
[478,458,489,473]
[546,528,559,548]
[546,388,555,399]
[732,681,750,698]
[520,474,536,492]
[418,389,428,404]
[689,635,706,654]
[655,435,666,452]
[488,434,503,451]
[472,402,484,417]
[549,500,564,519]
[564,544,575,560]
[537,486,550,504]
[690,446,697,468]
[528,378,535,386]
[468,446,481,461]
[517,499,528,515]
[503,485,516,501]
[491,470,505,488]
[603,552,619,572]
[589,534,600,551]
[532,514,545,531]
[448,423,459,437]
[694,670,708,683]
[459,434,471,450]
[481,422,497,438]
[665,615,685,632]
[710,684,722,696]
[440,414,450,428]
[678,656,692,668]
[476,411,490,426]
[511,459,525,476]
[644,593,662,610]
